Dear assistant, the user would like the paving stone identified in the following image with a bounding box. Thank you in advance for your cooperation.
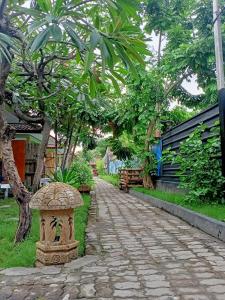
[113,289,144,298]
[114,281,141,289]
[0,268,38,276]
[144,280,170,288]
[200,278,225,285]
[64,255,98,269]
[38,266,62,275]
[183,296,211,300]
[145,288,173,296]
[206,285,225,293]
[2,179,225,299]
[80,283,96,298]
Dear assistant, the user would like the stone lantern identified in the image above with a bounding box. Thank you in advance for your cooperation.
[30,182,83,266]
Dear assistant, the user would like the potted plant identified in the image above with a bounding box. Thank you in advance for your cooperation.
[52,160,94,193]
[71,159,94,193]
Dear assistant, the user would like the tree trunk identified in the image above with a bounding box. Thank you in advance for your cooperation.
[62,125,74,170]
[143,120,155,189]
[61,121,71,170]
[65,141,73,169]
[0,105,32,243]
[66,122,82,168]
[32,117,51,192]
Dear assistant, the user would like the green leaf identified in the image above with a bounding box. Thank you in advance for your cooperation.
[84,50,94,73]
[94,15,100,29]
[100,38,110,60]
[0,44,12,63]
[108,75,121,94]
[111,70,126,84]
[89,75,97,97]
[37,0,52,12]
[30,28,51,52]
[53,0,63,15]
[90,30,101,49]
[50,24,62,41]
[115,43,138,78]
[104,38,117,69]
[14,6,41,17]
[28,19,48,35]
[126,45,145,65]
[116,0,138,16]
[0,33,15,49]
[63,22,85,51]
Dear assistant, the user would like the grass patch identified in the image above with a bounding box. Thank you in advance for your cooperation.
[99,174,119,187]
[133,187,225,222]
[0,194,91,268]
[75,194,91,256]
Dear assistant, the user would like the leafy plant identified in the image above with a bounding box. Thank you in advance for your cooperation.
[96,159,106,175]
[52,160,94,189]
[52,168,78,186]
[71,159,94,188]
[165,123,225,203]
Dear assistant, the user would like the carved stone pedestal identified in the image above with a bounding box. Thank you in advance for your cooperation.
[36,240,79,266]
[30,182,83,266]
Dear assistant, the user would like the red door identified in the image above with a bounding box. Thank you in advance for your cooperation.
[12,140,26,182]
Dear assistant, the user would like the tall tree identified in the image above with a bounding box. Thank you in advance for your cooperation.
[0,0,148,241]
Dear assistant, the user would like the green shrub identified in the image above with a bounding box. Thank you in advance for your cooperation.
[52,159,94,189]
[52,168,77,186]
[96,159,105,175]
[165,124,225,203]
[71,159,94,188]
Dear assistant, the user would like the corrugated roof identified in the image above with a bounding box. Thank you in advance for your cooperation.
[9,123,42,133]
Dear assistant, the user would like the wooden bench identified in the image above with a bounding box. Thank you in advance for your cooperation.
[119,168,143,192]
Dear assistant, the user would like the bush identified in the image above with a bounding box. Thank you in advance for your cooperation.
[71,159,94,188]
[96,159,105,175]
[52,159,94,189]
[165,124,225,203]
[52,168,77,186]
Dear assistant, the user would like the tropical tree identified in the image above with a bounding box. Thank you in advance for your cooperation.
[0,0,148,241]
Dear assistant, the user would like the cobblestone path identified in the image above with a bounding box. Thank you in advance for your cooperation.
[2,180,225,299]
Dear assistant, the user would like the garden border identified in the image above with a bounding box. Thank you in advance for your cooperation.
[130,189,225,243]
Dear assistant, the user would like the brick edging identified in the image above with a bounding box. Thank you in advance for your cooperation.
[130,189,225,243]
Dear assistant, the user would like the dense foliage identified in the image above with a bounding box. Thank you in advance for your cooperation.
[166,124,225,203]
[52,159,94,188]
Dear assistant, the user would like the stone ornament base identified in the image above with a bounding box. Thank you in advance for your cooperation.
[36,240,79,266]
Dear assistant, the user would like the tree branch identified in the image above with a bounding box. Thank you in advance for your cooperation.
[5,91,44,123]
[14,105,44,123]
[165,69,193,97]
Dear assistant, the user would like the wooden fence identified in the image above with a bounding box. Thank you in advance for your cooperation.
[157,103,220,190]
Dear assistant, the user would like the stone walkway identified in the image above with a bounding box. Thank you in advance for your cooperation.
[2,180,225,299]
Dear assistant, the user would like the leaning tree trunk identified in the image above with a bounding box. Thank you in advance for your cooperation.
[32,117,51,192]
[0,106,32,243]
[66,122,82,168]
[143,120,155,189]
[0,10,32,242]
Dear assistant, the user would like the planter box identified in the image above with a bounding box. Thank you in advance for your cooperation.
[78,184,91,193]
[119,168,143,192]
[130,189,225,243]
